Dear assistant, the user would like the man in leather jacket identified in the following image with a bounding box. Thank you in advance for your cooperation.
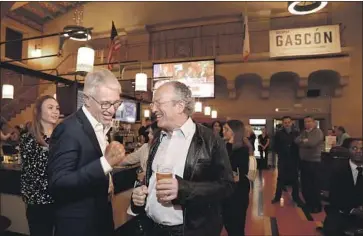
[271,116,304,207]
[130,81,234,236]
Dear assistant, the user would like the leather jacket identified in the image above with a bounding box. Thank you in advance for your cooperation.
[273,127,300,160]
[132,123,234,236]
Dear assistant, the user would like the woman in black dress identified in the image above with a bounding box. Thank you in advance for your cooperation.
[20,95,60,236]
[222,120,252,236]
[258,127,270,169]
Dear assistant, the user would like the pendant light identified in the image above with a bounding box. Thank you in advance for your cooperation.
[204,106,211,116]
[2,84,14,99]
[211,110,218,119]
[135,63,147,91]
[194,101,202,112]
[76,46,95,73]
[144,109,150,118]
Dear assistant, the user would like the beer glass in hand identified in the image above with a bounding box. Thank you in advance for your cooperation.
[156,164,173,204]
[156,164,173,181]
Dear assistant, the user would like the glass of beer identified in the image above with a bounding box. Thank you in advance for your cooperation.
[156,164,173,181]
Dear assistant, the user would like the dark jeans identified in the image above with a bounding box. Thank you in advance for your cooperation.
[26,203,55,236]
[300,160,321,209]
[223,181,250,236]
[274,159,300,200]
[323,212,363,236]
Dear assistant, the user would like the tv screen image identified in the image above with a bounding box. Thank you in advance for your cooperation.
[115,100,137,123]
[153,60,215,98]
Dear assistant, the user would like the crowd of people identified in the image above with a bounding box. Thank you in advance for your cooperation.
[0,68,361,236]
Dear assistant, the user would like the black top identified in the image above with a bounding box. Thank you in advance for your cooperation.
[226,143,250,182]
[258,134,270,150]
[20,132,53,205]
[248,133,256,151]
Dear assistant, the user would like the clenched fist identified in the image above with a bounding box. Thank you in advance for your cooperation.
[132,185,148,206]
[105,141,126,167]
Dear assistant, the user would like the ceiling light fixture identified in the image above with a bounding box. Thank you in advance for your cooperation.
[211,110,218,119]
[144,109,150,118]
[204,106,211,116]
[76,46,95,73]
[195,101,202,112]
[63,25,92,41]
[288,1,328,15]
[2,84,14,99]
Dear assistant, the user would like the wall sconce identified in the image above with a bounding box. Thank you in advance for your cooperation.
[135,73,148,91]
[144,109,150,118]
[194,101,202,112]
[31,45,42,58]
[76,46,95,73]
[211,110,218,119]
[204,106,211,116]
[2,84,14,99]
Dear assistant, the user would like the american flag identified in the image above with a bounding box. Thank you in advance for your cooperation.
[107,21,122,70]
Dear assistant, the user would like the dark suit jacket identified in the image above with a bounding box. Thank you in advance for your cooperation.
[328,159,363,215]
[48,109,114,236]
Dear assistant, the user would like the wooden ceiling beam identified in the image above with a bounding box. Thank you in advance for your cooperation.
[10,2,29,11]
[15,7,44,25]
[30,2,54,20]
[49,2,66,14]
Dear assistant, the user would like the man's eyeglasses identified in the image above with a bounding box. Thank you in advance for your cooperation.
[87,95,122,110]
[149,100,178,109]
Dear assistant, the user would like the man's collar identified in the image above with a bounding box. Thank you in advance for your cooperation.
[350,159,362,170]
[82,106,111,132]
[178,117,195,138]
[161,117,195,139]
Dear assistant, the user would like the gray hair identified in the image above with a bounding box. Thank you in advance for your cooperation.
[83,69,121,96]
[163,81,195,117]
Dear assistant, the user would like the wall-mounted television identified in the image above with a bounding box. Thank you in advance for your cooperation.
[115,100,137,123]
[77,86,140,123]
[153,59,215,98]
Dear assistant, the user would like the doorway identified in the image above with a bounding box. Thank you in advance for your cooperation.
[249,119,266,157]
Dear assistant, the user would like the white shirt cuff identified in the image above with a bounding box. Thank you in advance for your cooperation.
[100,156,113,175]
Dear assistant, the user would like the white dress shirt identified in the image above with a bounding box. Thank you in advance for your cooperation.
[82,106,113,175]
[349,159,362,185]
[145,118,196,226]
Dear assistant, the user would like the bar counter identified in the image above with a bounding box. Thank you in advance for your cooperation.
[0,162,138,235]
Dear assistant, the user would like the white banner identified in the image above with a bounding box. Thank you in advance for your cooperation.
[269,25,341,58]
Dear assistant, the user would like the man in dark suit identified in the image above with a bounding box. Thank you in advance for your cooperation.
[323,138,363,236]
[130,81,234,236]
[48,69,126,236]
[272,116,304,207]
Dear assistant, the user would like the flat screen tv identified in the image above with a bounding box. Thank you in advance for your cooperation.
[115,99,137,123]
[153,59,215,98]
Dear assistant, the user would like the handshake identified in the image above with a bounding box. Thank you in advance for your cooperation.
[104,141,126,167]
